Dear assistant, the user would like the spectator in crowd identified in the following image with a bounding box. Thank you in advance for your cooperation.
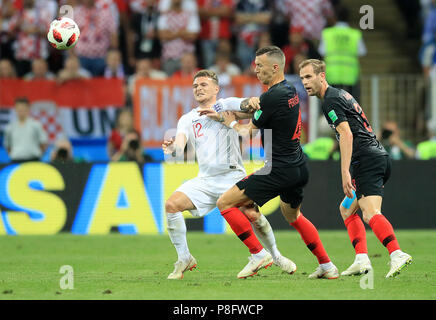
[23,58,55,80]
[197,0,234,68]
[57,55,92,84]
[379,121,416,160]
[289,52,309,75]
[127,58,167,101]
[158,0,197,12]
[422,0,436,43]
[0,58,16,78]
[35,0,58,21]
[318,5,366,100]
[4,97,48,162]
[108,109,144,163]
[269,0,289,48]
[74,0,118,76]
[257,30,272,49]
[171,52,200,78]
[278,0,334,44]
[0,0,16,60]
[234,0,271,72]
[209,51,241,86]
[50,138,74,164]
[8,0,53,76]
[111,0,135,73]
[111,129,145,163]
[108,108,134,159]
[416,119,436,159]
[282,25,321,74]
[157,0,200,76]
[214,38,238,64]
[130,0,161,66]
[104,49,125,79]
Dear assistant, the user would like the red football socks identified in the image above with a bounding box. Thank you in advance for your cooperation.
[368,214,400,254]
[221,207,263,254]
[291,213,331,264]
[344,214,368,254]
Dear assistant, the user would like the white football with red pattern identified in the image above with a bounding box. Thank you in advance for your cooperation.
[47,17,80,50]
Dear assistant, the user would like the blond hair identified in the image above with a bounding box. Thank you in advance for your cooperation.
[299,59,326,74]
[193,69,219,85]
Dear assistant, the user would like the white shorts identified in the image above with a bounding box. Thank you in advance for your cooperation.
[176,172,246,217]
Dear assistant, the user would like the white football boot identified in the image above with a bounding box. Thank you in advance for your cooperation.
[237,252,273,279]
[167,255,197,280]
[274,255,297,274]
[308,264,339,279]
[386,251,413,278]
[341,258,373,276]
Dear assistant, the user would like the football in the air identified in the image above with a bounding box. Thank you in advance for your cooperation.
[47,17,80,50]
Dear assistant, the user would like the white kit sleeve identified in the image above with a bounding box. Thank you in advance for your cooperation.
[213,97,246,112]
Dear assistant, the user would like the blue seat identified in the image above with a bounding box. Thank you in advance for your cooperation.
[70,138,110,162]
[0,146,10,163]
[145,148,165,162]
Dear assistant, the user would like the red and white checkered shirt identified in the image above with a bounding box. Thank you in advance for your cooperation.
[9,7,52,60]
[198,0,234,40]
[280,0,334,41]
[157,9,200,60]
[73,4,117,58]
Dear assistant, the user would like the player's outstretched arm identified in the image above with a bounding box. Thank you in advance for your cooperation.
[233,97,261,119]
[198,97,260,120]
[336,121,355,198]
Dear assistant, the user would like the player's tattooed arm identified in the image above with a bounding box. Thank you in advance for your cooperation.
[198,108,251,121]
[240,98,251,112]
[240,97,260,113]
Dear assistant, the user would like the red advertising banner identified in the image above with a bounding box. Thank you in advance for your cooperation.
[0,78,124,108]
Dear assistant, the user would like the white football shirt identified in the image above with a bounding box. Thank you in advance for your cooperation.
[176,107,245,178]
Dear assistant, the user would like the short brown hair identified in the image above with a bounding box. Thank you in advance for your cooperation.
[255,46,285,68]
[299,59,326,74]
[193,69,219,85]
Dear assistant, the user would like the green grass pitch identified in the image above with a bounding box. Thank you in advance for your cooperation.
[0,230,434,300]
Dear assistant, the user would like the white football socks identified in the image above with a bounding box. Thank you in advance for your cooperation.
[355,253,370,262]
[166,212,191,262]
[251,214,281,260]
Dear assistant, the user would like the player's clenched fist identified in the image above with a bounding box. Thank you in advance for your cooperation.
[162,137,175,154]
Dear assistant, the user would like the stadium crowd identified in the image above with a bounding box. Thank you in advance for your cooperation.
[1,0,435,162]
[0,0,340,87]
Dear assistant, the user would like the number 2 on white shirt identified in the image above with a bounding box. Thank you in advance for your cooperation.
[193,122,204,138]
